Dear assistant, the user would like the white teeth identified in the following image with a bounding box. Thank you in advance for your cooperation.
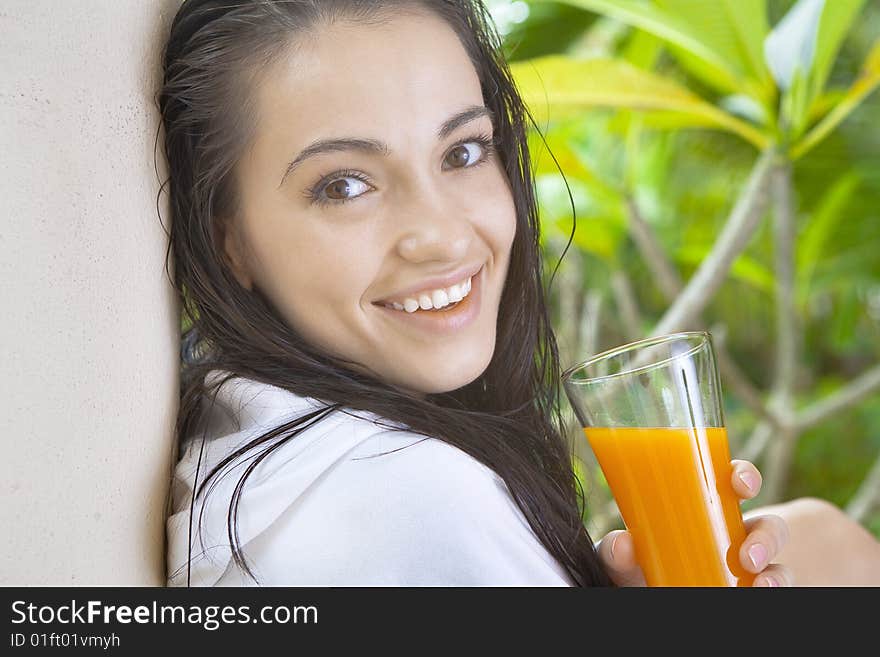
[431,289,449,309]
[382,274,475,313]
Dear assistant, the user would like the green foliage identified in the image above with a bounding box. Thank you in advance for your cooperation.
[809,0,868,105]
[522,0,879,158]
[789,379,880,507]
[501,1,599,62]
[506,0,880,538]
[655,0,772,95]
[792,36,880,158]
[510,54,767,147]
[796,170,861,307]
[536,0,753,93]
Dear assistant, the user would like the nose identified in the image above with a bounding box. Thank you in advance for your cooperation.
[394,184,473,264]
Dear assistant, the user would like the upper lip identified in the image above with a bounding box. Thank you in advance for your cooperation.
[373,262,483,304]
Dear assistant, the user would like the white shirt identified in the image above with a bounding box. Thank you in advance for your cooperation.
[166,370,575,586]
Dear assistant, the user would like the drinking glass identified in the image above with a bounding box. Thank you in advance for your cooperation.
[562,331,754,587]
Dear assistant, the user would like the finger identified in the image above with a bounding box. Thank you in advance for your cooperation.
[596,530,645,587]
[740,514,790,573]
[731,459,762,500]
[752,563,794,587]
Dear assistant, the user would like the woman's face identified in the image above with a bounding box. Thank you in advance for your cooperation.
[224,10,517,397]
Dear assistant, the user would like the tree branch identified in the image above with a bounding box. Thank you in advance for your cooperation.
[622,188,785,432]
[759,160,800,504]
[740,421,775,463]
[578,290,603,362]
[795,363,880,432]
[846,451,880,523]
[625,198,683,300]
[610,269,643,341]
[711,324,785,431]
[650,147,777,337]
[769,161,799,403]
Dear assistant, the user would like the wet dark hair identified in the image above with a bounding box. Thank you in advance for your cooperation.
[158,0,613,587]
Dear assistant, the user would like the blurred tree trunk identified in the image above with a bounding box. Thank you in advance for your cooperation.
[759,160,800,504]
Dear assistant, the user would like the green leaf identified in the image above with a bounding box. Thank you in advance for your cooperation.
[829,289,861,351]
[796,171,861,306]
[719,0,772,85]
[510,55,770,149]
[611,109,731,130]
[620,29,663,69]
[791,37,880,159]
[781,65,812,139]
[654,0,772,89]
[500,0,599,63]
[806,87,848,123]
[809,0,867,103]
[539,0,748,95]
[571,214,627,262]
[624,118,674,194]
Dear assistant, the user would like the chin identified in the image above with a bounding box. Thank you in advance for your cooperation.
[408,351,494,396]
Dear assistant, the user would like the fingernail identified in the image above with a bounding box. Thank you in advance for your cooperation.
[758,576,779,587]
[738,470,759,493]
[610,534,620,561]
[748,543,768,570]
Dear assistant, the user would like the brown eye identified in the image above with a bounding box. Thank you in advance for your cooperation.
[325,179,353,200]
[310,173,372,206]
[445,142,483,168]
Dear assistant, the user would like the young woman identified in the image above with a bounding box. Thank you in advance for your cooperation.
[159,0,796,587]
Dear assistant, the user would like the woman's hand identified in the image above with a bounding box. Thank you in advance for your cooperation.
[595,459,793,586]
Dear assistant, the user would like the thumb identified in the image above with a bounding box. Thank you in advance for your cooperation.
[596,530,646,586]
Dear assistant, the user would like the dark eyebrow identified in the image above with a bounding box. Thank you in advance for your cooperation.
[278,104,495,188]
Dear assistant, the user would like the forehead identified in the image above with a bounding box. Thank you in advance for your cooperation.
[250,11,485,153]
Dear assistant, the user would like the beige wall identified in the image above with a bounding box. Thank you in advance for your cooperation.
[1,1,181,585]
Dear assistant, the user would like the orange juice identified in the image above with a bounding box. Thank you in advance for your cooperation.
[584,426,754,587]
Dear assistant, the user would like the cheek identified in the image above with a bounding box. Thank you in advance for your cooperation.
[485,174,517,256]
[504,196,517,250]
[486,179,517,296]
[251,225,375,337]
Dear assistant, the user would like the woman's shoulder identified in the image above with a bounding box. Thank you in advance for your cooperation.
[215,426,571,586]
[166,370,572,587]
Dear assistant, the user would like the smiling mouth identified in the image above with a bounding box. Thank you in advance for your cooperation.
[373,271,475,313]
[371,265,484,334]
